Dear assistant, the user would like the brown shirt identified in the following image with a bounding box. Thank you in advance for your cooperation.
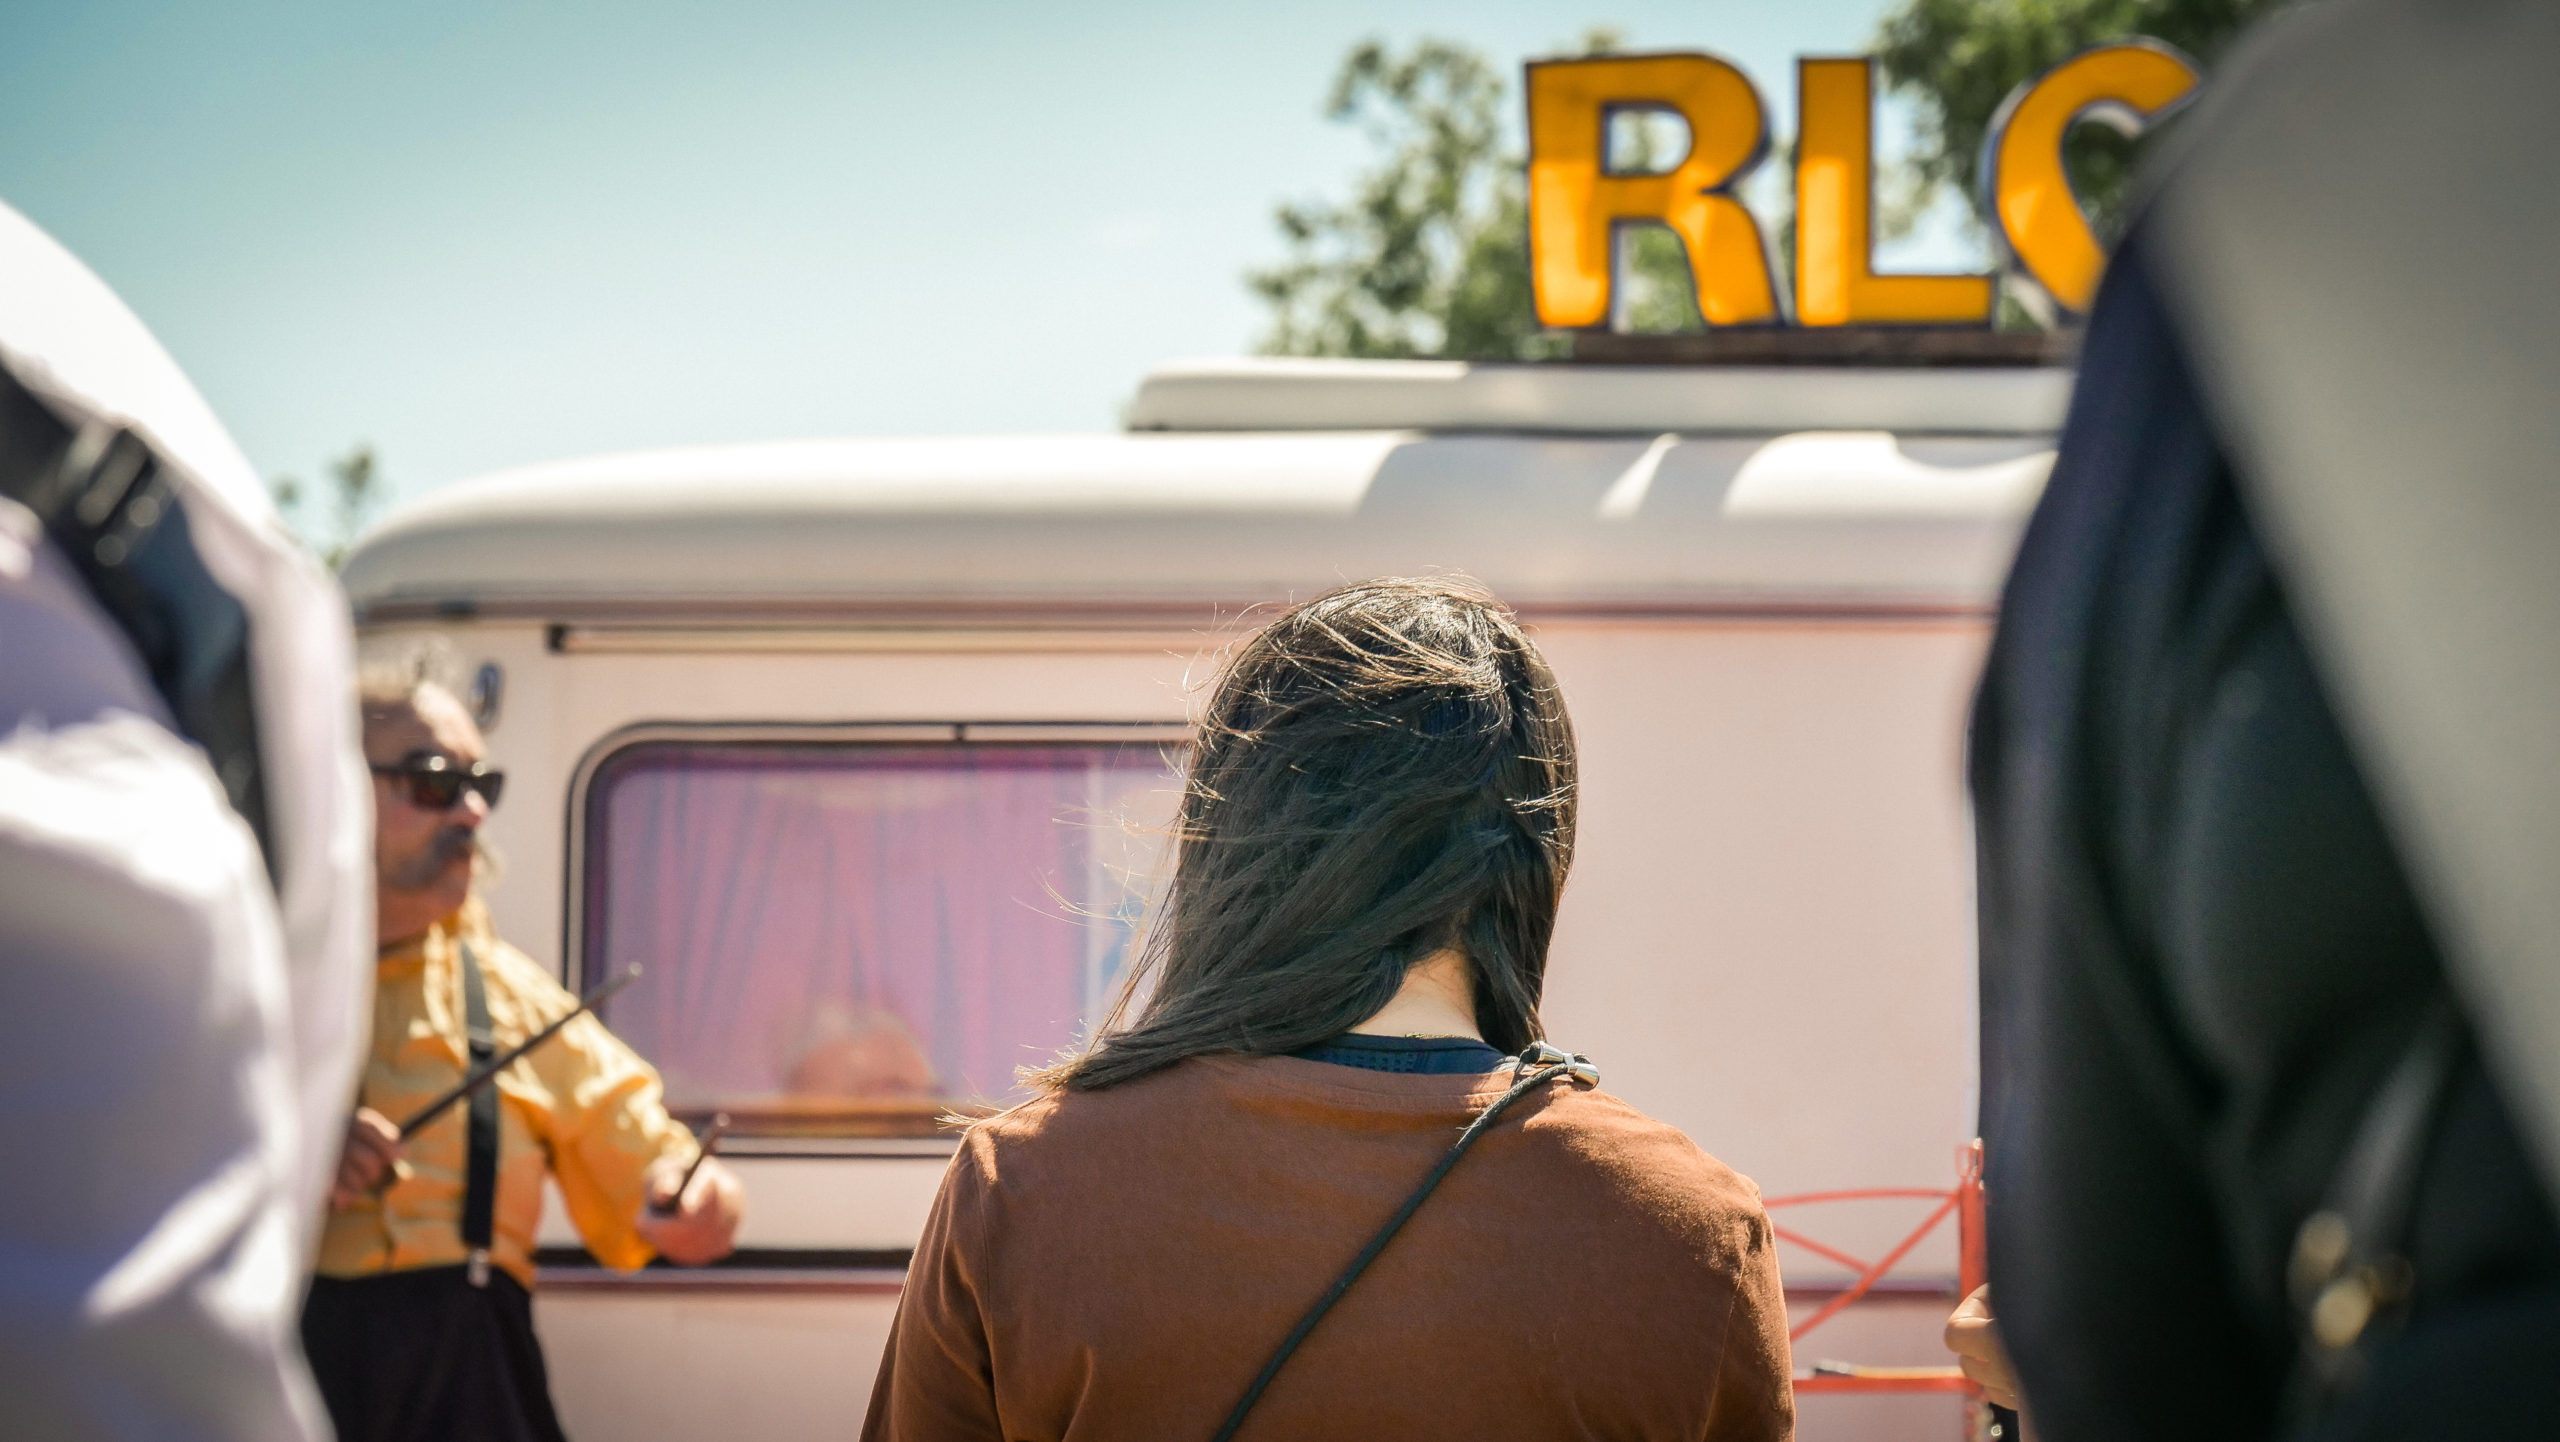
[864,1054,1793,1441]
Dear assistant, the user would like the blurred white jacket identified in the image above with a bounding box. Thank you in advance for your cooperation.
[0,201,372,1439]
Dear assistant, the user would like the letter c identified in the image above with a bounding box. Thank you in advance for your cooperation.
[1986,41,2201,315]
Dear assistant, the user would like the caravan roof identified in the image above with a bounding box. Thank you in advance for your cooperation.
[340,358,2069,624]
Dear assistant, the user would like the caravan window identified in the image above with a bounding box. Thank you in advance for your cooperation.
[580,739,1183,1134]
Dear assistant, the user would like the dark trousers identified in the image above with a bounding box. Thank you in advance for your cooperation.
[302,1266,570,1442]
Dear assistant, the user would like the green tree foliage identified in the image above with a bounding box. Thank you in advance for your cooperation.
[1251,34,1706,360]
[1874,0,2295,244]
[270,442,382,569]
[1249,39,1531,359]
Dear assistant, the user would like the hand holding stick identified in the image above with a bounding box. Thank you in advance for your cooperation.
[329,1108,406,1210]
[637,1115,744,1264]
[650,1112,729,1216]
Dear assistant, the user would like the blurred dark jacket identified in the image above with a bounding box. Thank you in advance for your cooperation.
[1970,226,2560,1439]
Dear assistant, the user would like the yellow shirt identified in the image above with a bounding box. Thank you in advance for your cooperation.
[316,897,697,1289]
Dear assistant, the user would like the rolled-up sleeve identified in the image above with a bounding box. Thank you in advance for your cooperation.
[497,948,697,1270]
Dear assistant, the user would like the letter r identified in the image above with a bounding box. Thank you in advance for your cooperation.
[1527,54,1780,329]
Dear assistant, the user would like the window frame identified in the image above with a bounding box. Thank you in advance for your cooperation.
[561,719,1191,1131]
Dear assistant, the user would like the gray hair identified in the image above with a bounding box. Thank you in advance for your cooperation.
[355,634,461,720]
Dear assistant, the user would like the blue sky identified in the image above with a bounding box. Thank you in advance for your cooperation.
[0,1,1963,510]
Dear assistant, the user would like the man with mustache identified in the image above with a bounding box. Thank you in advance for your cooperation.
[303,660,745,1442]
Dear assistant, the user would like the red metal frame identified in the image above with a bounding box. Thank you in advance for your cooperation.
[1780,1141,1986,1401]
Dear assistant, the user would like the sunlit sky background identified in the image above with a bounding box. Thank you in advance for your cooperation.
[0,1,1977,512]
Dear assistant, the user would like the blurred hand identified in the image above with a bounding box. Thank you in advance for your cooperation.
[330,1107,405,1211]
[1945,1284,2024,1410]
[636,1154,743,1266]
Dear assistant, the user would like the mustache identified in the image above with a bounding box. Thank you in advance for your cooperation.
[427,824,477,868]
[387,825,497,891]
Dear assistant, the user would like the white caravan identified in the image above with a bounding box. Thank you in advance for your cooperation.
[339,356,2066,1441]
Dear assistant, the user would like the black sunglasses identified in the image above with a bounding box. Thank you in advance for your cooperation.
[371,753,507,812]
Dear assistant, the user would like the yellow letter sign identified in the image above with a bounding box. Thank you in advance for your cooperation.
[1795,57,1993,327]
[1526,54,1779,328]
[1987,41,2200,314]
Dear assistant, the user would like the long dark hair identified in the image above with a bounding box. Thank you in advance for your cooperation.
[1047,577,1577,1091]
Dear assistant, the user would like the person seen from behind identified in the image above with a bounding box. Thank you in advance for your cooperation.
[863,577,1794,1441]
[303,654,745,1442]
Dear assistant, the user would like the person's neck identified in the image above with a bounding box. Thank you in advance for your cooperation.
[377,892,467,951]
[1349,948,1482,1040]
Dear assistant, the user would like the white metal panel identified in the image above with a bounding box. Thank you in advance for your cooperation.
[339,431,2050,619]
[1725,432,2054,516]
[535,1156,948,1253]
[537,1289,899,1438]
[1532,618,1986,1284]
[1123,356,2072,435]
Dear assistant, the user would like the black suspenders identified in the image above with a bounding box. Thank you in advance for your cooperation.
[459,941,500,1288]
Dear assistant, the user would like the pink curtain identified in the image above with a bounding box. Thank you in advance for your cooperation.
[587,745,1171,1108]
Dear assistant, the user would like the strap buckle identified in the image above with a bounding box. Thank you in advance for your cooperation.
[1515,1041,1601,1086]
[466,1248,491,1289]
[2285,998,2465,1410]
